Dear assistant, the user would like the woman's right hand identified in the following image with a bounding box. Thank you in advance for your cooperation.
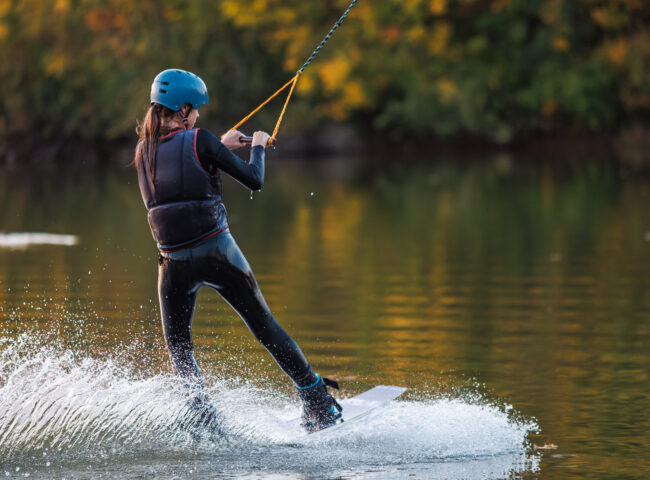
[221,129,246,150]
[251,131,271,148]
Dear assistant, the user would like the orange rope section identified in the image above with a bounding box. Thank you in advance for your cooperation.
[228,1,359,146]
[231,72,300,135]
[271,71,301,139]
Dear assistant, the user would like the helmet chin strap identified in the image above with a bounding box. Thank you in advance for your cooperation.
[180,106,190,129]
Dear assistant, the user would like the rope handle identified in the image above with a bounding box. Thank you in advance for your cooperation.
[239,136,278,147]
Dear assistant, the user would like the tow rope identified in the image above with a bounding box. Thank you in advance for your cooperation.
[234,0,360,146]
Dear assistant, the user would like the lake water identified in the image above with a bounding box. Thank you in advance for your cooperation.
[0,150,648,479]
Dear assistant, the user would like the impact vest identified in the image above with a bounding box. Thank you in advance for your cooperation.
[137,128,225,251]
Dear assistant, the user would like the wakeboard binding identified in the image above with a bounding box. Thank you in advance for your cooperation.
[297,374,343,433]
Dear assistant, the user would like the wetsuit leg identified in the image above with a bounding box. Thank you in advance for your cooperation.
[195,232,317,387]
[158,251,202,384]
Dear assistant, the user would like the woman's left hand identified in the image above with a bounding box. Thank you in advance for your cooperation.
[221,130,245,150]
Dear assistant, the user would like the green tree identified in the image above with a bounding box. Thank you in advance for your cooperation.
[0,0,648,143]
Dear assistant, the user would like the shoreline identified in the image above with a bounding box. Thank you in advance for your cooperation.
[1,122,649,170]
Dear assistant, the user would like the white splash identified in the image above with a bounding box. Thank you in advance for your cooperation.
[0,333,539,479]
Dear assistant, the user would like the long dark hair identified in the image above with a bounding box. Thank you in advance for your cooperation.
[134,103,188,181]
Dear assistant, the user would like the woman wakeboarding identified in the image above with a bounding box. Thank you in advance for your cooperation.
[133,68,341,433]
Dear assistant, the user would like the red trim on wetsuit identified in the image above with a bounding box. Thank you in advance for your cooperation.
[159,225,229,253]
[193,128,220,177]
[160,128,183,140]
[193,128,201,168]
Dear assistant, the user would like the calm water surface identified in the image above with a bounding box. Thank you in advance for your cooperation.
[0,151,648,479]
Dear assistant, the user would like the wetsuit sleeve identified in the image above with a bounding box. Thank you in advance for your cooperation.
[195,128,265,190]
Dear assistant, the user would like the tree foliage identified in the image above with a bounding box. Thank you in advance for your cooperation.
[0,0,648,142]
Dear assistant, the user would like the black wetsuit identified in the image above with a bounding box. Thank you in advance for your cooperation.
[137,128,317,388]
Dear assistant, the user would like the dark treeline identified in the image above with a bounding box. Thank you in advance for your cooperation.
[0,0,649,145]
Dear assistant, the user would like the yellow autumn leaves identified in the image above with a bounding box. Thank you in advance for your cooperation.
[0,0,649,141]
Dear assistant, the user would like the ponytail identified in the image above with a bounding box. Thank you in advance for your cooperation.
[135,104,165,179]
[134,103,190,182]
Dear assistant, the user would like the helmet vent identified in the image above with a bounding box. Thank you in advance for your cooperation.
[161,81,169,86]
[159,89,167,94]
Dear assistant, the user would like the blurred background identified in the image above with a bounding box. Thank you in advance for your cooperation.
[0,2,649,479]
[1,0,650,161]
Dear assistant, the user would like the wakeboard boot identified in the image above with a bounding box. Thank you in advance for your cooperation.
[297,374,343,433]
[184,387,225,438]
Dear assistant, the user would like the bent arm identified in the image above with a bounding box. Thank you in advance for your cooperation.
[196,128,265,190]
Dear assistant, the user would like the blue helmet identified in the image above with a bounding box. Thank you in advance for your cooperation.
[150,69,209,111]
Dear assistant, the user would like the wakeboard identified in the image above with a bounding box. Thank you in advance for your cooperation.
[290,385,407,434]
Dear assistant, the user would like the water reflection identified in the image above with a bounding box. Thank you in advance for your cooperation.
[0,152,648,479]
